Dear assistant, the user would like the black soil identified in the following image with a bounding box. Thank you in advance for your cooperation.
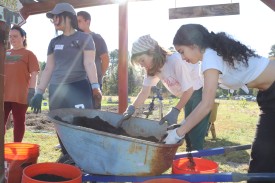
[32,174,71,182]
[54,116,159,143]
[23,105,154,132]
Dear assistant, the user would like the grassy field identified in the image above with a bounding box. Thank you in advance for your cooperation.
[5,98,259,181]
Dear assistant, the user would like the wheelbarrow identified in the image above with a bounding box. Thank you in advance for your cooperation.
[47,108,183,176]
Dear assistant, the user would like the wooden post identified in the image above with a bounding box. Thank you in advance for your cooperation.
[209,102,219,139]
[118,2,128,114]
[0,21,9,183]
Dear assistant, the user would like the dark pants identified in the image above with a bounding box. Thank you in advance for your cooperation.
[49,79,93,155]
[49,79,93,111]
[185,87,211,150]
[4,102,28,142]
[248,81,275,183]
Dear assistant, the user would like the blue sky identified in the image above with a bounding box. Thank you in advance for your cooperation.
[22,0,275,61]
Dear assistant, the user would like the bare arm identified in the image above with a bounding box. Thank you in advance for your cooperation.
[132,85,152,108]
[177,69,219,136]
[36,54,55,92]
[174,87,194,110]
[29,71,38,89]
[100,53,110,76]
[84,50,98,83]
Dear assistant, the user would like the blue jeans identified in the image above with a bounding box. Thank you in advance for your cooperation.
[184,87,210,150]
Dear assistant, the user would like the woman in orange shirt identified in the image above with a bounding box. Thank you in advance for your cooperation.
[4,26,40,142]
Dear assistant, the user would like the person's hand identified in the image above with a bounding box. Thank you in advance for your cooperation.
[159,107,180,126]
[30,93,43,114]
[27,88,35,106]
[92,88,102,109]
[123,105,135,120]
[117,105,135,127]
[162,124,185,144]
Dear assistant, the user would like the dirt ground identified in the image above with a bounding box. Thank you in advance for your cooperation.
[7,105,154,132]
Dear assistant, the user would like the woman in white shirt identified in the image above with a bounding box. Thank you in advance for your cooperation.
[122,35,210,150]
[166,24,275,181]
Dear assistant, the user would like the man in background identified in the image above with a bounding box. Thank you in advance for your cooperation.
[77,11,110,109]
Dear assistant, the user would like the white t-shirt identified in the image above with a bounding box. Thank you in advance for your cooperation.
[143,52,203,97]
[201,48,269,93]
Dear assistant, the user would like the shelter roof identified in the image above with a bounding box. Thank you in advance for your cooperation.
[19,0,152,18]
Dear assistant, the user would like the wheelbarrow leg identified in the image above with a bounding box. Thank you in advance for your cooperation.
[208,102,219,139]
[210,122,217,139]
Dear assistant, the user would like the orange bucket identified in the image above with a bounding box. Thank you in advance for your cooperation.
[172,157,219,183]
[4,143,40,183]
[141,178,189,183]
[21,162,82,183]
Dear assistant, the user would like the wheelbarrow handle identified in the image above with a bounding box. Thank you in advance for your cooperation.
[82,173,275,182]
[174,144,251,159]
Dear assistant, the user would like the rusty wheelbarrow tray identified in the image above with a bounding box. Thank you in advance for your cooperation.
[47,108,183,176]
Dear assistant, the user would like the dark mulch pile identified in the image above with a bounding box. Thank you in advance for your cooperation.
[32,174,71,182]
[22,104,157,132]
[7,105,161,142]
[54,115,159,143]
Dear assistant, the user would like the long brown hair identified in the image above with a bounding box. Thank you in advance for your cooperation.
[131,45,172,76]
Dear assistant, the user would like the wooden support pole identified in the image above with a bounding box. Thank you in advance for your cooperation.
[0,21,9,183]
[169,3,240,19]
[261,0,275,11]
[118,2,128,114]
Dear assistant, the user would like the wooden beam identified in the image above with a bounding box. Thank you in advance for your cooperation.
[20,0,153,18]
[261,0,275,11]
[20,0,115,17]
[0,21,9,183]
[169,3,240,19]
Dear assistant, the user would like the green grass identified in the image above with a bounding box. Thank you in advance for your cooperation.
[5,98,259,181]
[203,99,258,174]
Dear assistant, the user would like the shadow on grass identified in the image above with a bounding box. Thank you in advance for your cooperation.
[203,138,251,166]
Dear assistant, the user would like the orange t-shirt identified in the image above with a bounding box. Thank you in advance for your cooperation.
[4,48,40,104]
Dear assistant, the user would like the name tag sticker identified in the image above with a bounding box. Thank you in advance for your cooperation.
[54,45,64,50]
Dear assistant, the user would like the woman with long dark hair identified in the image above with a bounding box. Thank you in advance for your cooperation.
[165,24,275,182]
